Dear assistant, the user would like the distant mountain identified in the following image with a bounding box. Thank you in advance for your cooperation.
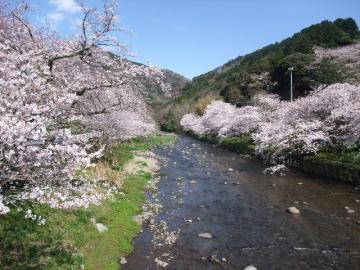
[156,18,360,131]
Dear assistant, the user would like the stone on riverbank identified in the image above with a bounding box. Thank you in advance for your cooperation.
[95,223,109,233]
[120,257,127,265]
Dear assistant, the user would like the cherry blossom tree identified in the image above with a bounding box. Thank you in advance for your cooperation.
[254,84,360,166]
[181,100,263,137]
[180,113,205,135]
[0,0,167,213]
[180,83,360,171]
[219,106,263,137]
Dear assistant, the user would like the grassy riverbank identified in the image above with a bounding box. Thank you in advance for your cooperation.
[0,134,176,270]
[302,148,360,184]
[191,133,256,156]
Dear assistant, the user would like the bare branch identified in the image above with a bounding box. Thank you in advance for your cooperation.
[11,11,36,45]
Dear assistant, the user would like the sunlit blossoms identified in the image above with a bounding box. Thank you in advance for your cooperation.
[181,101,237,136]
[81,110,157,141]
[219,106,263,137]
[181,100,263,137]
[181,83,360,171]
[0,0,167,214]
[0,195,10,215]
[0,3,88,186]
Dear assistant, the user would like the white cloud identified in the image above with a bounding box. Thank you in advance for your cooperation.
[47,12,65,23]
[45,0,81,30]
[49,0,81,14]
[45,12,65,29]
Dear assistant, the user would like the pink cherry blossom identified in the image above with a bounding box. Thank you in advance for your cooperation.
[0,0,167,214]
[181,83,360,167]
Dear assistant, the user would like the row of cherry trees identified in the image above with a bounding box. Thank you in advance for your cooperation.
[0,0,167,214]
[181,83,360,172]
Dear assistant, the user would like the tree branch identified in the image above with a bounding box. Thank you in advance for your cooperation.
[11,11,36,45]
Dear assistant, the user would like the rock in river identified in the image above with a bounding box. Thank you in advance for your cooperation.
[198,232,213,239]
[287,207,300,214]
[244,265,257,270]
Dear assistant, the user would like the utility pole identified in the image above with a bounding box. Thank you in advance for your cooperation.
[288,67,294,102]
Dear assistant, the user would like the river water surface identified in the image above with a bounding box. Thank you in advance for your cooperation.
[124,135,360,270]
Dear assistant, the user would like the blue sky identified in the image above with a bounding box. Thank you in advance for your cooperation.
[27,0,360,79]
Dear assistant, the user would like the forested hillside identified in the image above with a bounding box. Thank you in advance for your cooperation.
[157,18,360,131]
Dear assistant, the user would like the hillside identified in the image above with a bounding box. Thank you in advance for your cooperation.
[156,18,360,131]
[126,60,189,103]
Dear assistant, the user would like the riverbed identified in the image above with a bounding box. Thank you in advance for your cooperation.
[124,135,360,270]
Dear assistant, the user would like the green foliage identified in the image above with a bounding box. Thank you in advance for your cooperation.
[146,134,177,147]
[271,53,315,98]
[282,20,356,54]
[189,133,255,155]
[83,172,151,270]
[313,148,360,166]
[0,204,79,270]
[303,154,360,184]
[313,58,345,85]
[103,143,135,171]
[221,86,248,104]
[196,134,219,145]
[161,117,178,132]
[300,145,360,184]
[219,135,255,155]
[334,18,360,39]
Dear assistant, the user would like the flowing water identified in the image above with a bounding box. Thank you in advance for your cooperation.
[124,135,360,270]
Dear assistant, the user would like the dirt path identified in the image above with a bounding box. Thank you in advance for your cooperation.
[124,135,360,270]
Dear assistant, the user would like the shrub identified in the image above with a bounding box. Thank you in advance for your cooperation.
[219,136,255,155]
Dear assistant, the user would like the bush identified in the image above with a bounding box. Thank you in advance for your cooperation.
[314,148,360,165]
[219,135,255,155]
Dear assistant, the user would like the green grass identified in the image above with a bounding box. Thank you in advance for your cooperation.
[303,155,360,184]
[190,133,256,155]
[0,173,151,270]
[0,133,176,270]
[103,134,176,171]
[313,148,360,166]
[219,135,255,155]
[83,171,151,270]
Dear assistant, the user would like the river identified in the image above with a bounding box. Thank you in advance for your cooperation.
[124,135,360,270]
